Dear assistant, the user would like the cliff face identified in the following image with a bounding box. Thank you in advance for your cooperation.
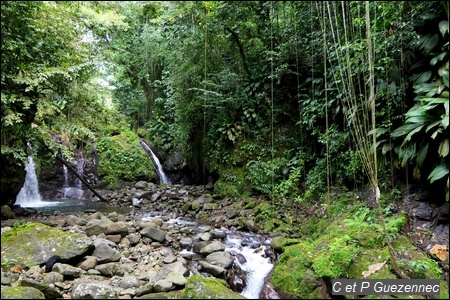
[1,154,26,207]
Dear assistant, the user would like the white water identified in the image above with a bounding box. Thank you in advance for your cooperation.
[142,215,273,298]
[15,156,43,206]
[225,234,274,299]
[140,141,170,184]
[61,153,85,199]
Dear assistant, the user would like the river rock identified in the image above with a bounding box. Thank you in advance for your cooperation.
[165,271,187,286]
[140,227,167,242]
[199,240,225,255]
[95,262,123,277]
[179,274,247,299]
[1,286,45,299]
[71,280,117,299]
[92,242,122,263]
[104,221,129,236]
[135,181,149,189]
[179,237,193,248]
[1,222,93,268]
[119,272,139,288]
[1,205,15,220]
[153,279,173,292]
[43,271,64,284]
[199,261,225,277]
[52,262,83,277]
[206,251,233,269]
[85,217,113,236]
[228,273,246,293]
[20,278,64,299]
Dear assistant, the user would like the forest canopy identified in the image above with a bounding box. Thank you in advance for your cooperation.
[1,1,448,204]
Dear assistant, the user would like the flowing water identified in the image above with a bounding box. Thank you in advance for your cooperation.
[61,153,85,199]
[225,232,274,299]
[14,153,271,298]
[15,156,43,207]
[140,140,170,184]
[142,215,274,298]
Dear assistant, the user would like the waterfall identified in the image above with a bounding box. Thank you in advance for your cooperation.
[140,140,170,184]
[75,152,84,189]
[61,152,85,199]
[15,156,42,206]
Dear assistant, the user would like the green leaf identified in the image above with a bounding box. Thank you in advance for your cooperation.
[405,125,424,142]
[382,142,393,155]
[428,163,449,183]
[392,123,422,137]
[413,71,432,84]
[439,20,449,37]
[417,144,429,167]
[405,115,433,124]
[439,139,449,158]
[442,114,449,129]
[430,52,446,66]
[426,120,441,133]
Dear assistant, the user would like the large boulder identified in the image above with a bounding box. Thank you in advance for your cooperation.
[1,222,93,268]
[1,286,45,299]
[71,280,117,299]
[178,274,246,299]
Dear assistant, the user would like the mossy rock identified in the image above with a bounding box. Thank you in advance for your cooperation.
[347,248,395,279]
[270,242,322,298]
[1,286,45,299]
[1,221,93,268]
[254,202,273,216]
[181,203,192,212]
[136,291,179,299]
[214,167,250,198]
[270,236,302,252]
[178,274,246,299]
[243,199,256,209]
[97,131,156,187]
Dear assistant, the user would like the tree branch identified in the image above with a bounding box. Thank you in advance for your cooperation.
[225,25,251,77]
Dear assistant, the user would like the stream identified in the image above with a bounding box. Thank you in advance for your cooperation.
[13,156,276,298]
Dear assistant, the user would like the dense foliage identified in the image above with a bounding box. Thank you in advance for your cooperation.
[1,1,448,205]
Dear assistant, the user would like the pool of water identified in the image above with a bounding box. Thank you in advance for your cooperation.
[19,199,131,215]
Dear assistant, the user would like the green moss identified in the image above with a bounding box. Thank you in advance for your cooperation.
[243,199,256,209]
[347,248,394,279]
[181,203,192,212]
[214,166,250,198]
[179,274,246,299]
[1,222,92,268]
[270,236,301,252]
[1,286,45,299]
[270,242,321,298]
[97,131,156,187]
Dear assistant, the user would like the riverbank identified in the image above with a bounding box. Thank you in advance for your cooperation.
[2,181,449,299]
[1,182,283,299]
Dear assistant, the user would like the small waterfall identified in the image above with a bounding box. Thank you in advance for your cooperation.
[140,140,170,184]
[61,152,85,199]
[225,234,274,298]
[15,156,43,206]
[63,165,69,187]
[74,152,84,189]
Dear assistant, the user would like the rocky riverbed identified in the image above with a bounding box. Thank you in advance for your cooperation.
[2,181,448,299]
[1,182,282,299]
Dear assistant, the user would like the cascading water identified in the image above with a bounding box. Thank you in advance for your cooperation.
[15,156,43,207]
[140,140,170,184]
[142,215,274,299]
[61,153,85,199]
[225,233,274,299]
